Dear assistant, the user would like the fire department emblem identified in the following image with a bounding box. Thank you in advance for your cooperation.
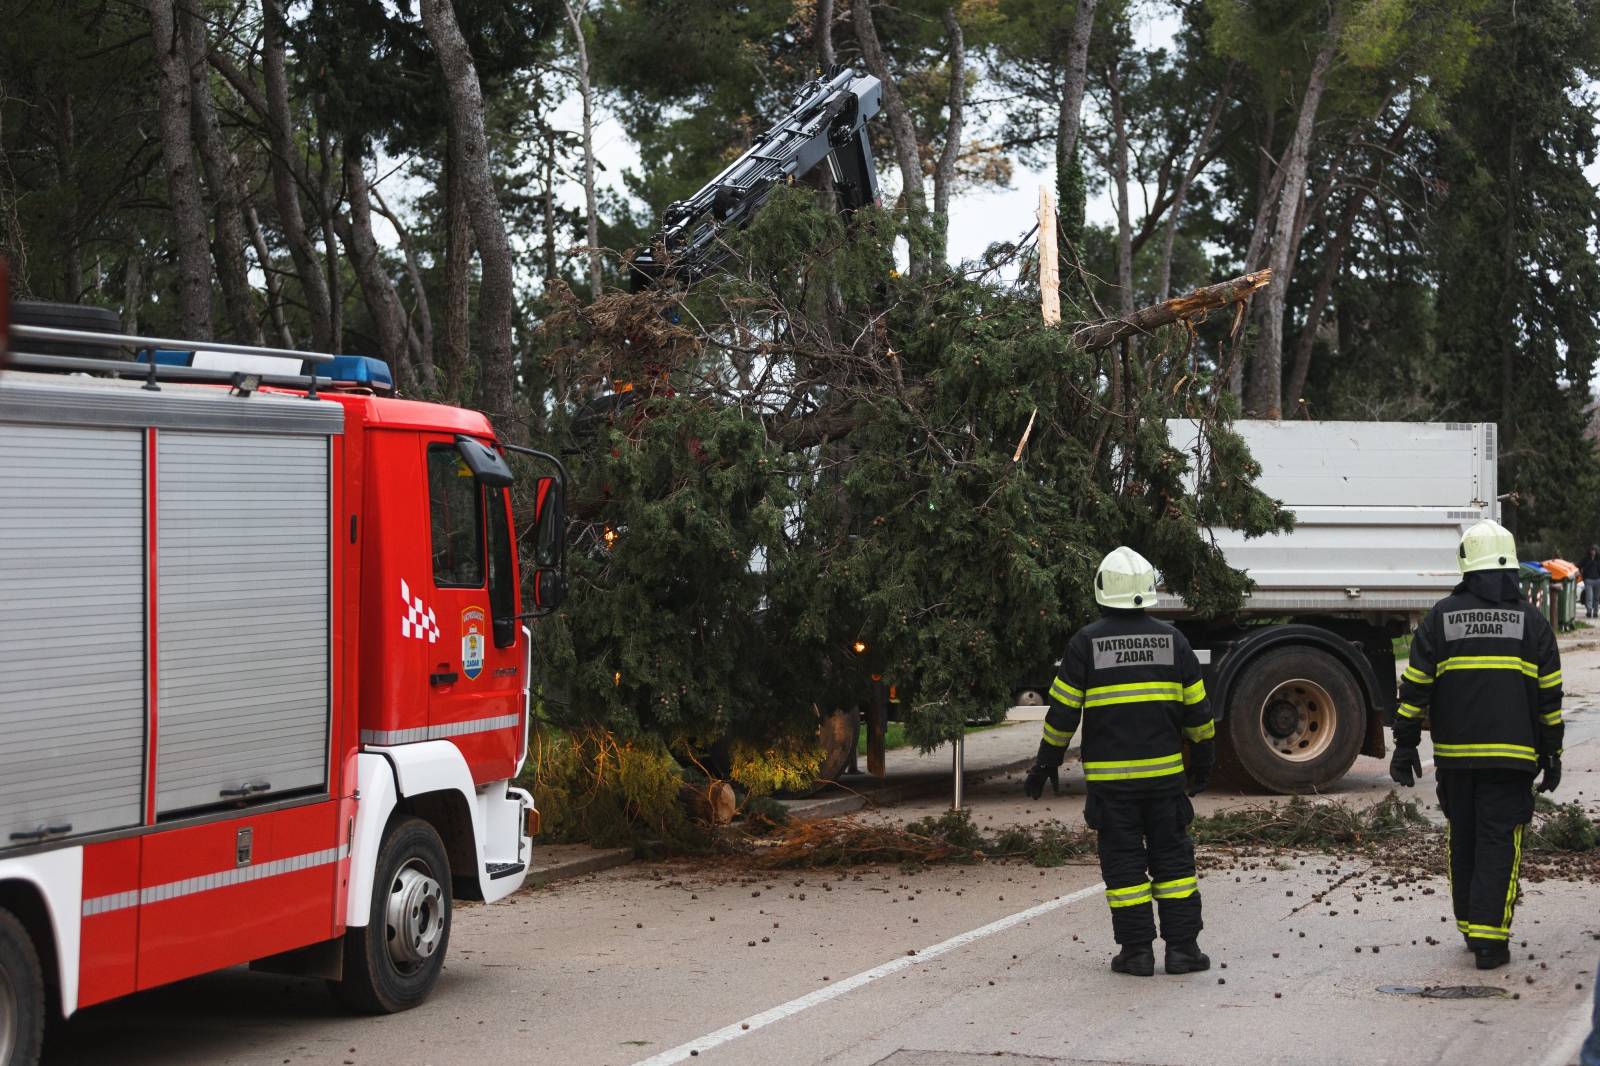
[461,606,486,680]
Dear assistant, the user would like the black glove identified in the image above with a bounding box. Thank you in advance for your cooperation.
[1537,752,1562,794]
[1389,744,1422,787]
[1024,764,1060,800]
[1186,740,1215,797]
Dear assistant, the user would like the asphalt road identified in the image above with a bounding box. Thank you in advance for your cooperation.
[44,636,1600,1066]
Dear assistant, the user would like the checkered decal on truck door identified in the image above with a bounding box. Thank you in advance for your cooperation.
[401,579,440,642]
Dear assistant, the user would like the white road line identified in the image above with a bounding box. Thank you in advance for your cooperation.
[1537,999,1596,1066]
[630,880,1108,1066]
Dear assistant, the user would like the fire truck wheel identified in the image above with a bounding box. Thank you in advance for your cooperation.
[335,817,453,1014]
[0,907,45,1066]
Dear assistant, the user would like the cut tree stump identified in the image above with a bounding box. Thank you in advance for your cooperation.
[681,780,737,826]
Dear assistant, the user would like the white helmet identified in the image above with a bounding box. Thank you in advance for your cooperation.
[1458,519,1517,574]
[1095,546,1159,609]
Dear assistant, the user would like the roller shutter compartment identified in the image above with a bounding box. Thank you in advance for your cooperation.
[156,432,331,815]
[0,425,147,847]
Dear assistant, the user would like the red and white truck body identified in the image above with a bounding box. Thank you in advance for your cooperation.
[0,325,562,1056]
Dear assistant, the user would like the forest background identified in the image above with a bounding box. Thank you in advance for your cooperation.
[4,0,1599,794]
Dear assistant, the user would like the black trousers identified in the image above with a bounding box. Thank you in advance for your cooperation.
[1436,768,1535,948]
[1086,789,1202,946]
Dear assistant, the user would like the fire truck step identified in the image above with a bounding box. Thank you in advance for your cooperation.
[486,861,527,880]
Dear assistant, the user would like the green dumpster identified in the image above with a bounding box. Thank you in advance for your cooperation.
[1519,563,1552,628]
[1543,559,1580,632]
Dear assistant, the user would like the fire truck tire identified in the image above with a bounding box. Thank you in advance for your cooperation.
[0,907,45,1066]
[334,817,453,1014]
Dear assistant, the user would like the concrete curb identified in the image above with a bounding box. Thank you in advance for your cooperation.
[781,756,1037,821]
[525,846,635,887]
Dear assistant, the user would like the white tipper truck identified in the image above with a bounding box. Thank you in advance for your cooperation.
[1016,420,1500,793]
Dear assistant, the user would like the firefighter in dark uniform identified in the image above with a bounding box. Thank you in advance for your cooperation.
[1024,547,1215,977]
[1391,519,1563,970]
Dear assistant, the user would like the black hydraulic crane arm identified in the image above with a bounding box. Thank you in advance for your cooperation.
[629,66,882,289]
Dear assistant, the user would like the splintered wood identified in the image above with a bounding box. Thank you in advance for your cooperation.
[1038,186,1061,327]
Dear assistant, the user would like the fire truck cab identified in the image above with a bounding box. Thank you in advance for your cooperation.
[0,316,565,1065]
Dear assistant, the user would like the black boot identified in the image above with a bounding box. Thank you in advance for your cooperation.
[1111,942,1155,977]
[1165,939,1211,974]
[1473,942,1510,970]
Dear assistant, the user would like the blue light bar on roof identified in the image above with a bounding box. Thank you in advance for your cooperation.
[135,348,393,391]
[318,355,394,391]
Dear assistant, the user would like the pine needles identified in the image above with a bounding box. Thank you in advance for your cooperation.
[1190,794,1430,850]
[749,810,1094,869]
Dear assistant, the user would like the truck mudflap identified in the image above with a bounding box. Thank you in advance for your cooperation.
[349,747,533,925]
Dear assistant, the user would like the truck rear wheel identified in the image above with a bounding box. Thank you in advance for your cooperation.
[0,907,44,1066]
[1219,645,1364,794]
[334,817,453,1014]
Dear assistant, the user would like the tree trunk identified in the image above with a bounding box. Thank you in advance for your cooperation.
[540,126,559,293]
[1055,0,1098,212]
[121,252,143,334]
[1282,116,1410,407]
[340,149,412,371]
[244,199,294,348]
[422,0,520,438]
[55,93,81,302]
[814,0,835,67]
[442,126,475,390]
[679,780,736,826]
[262,0,333,350]
[372,185,438,392]
[1157,80,1228,301]
[853,0,928,276]
[145,0,213,338]
[930,8,965,264]
[1247,18,1341,419]
[185,11,259,344]
[562,0,603,298]
[317,122,343,348]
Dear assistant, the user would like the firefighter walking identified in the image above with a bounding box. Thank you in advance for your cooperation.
[1024,547,1215,977]
[1390,519,1563,970]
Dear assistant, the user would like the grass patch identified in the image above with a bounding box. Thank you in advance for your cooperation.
[1191,793,1430,849]
[752,809,1095,869]
[856,720,1004,756]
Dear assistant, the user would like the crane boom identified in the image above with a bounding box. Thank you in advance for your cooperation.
[630,66,882,289]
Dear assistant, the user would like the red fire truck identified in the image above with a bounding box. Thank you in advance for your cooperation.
[0,311,567,1066]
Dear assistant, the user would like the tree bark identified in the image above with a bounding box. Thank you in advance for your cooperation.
[184,10,259,344]
[443,126,474,388]
[145,0,213,338]
[340,149,412,372]
[262,0,333,350]
[244,199,294,348]
[930,8,965,262]
[1055,0,1098,194]
[853,0,928,275]
[1157,79,1229,301]
[1282,115,1410,406]
[1246,16,1342,419]
[372,185,438,392]
[317,121,343,348]
[562,0,603,297]
[121,252,143,334]
[814,0,835,67]
[54,93,81,302]
[422,0,520,437]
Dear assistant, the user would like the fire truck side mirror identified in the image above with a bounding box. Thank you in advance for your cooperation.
[530,474,567,611]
